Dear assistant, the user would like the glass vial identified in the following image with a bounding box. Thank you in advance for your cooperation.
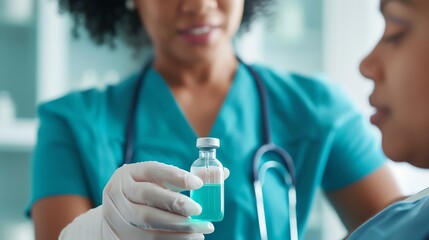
[190,137,224,222]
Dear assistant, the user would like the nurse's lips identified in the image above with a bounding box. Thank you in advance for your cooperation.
[178,25,219,44]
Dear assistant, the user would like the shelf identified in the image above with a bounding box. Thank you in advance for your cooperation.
[0,17,32,29]
[0,119,37,151]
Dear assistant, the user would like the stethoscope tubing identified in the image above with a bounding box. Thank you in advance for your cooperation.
[122,56,298,240]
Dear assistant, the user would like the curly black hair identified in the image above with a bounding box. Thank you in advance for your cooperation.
[58,0,274,48]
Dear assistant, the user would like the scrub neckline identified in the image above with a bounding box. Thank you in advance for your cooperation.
[145,63,246,140]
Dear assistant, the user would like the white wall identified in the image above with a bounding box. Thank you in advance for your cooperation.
[36,0,68,103]
[323,0,383,116]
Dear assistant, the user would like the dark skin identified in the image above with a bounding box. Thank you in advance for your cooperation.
[340,0,429,236]
[32,0,403,239]
[138,0,241,137]
[361,0,429,168]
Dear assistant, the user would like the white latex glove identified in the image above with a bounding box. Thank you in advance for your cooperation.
[60,161,229,240]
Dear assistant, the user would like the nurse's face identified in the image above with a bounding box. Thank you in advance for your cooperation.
[134,0,244,63]
[360,0,429,168]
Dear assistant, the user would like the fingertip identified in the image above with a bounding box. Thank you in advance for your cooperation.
[187,174,203,189]
[189,234,205,240]
[187,219,215,234]
[201,222,215,234]
[208,222,215,232]
[223,167,230,180]
[187,199,202,216]
[203,222,215,234]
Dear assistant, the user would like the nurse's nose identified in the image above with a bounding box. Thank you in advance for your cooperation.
[181,0,218,15]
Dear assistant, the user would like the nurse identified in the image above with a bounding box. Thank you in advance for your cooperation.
[29,0,402,239]
[349,0,429,239]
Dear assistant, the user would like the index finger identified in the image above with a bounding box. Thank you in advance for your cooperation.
[125,162,203,191]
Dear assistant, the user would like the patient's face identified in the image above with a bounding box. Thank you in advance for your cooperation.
[360,0,429,168]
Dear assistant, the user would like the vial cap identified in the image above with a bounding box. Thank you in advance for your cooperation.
[196,137,220,148]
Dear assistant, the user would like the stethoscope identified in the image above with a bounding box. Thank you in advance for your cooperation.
[122,57,298,240]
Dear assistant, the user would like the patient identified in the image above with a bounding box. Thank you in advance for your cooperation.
[348,0,429,239]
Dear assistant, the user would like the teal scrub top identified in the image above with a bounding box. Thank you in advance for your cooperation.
[348,196,429,240]
[28,63,386,240]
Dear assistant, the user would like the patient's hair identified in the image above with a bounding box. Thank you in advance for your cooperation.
[58,0,273,48]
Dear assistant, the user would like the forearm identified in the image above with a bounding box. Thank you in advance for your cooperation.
[327,165,403,231]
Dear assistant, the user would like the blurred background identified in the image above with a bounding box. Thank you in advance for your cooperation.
[1,0,429,239]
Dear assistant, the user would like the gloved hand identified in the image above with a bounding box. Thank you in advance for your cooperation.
[60,161,229,240]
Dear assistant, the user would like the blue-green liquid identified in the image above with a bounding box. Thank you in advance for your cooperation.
[191,183,224,221]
